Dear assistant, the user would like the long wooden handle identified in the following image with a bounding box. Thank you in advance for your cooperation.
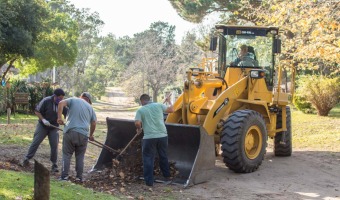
[92,139,120,153]
[48,124,63,131]
[116,132,140,158]
[89,140,120,154]
[163,93,172,104]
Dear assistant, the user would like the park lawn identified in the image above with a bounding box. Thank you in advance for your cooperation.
[0,170,118,200]
[0,113,38,145]
[0,113,107,146]
[0,113,37,124]
[291,104,340,151]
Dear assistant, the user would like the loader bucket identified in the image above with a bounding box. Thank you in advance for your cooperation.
[92,117,215,187]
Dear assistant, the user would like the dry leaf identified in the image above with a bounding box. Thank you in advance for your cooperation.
[120,187,126,193]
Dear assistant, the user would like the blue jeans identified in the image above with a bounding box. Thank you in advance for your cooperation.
[142,136,170,185]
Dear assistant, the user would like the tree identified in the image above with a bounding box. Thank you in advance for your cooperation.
[18,0,79,75]
[57,7,104,96]
[176,32,204,86]
[0,0,79,80]
[169,0,340,75]
[168,0,251,23]
[245,0,340,75]
[121,22,178,102]
[112,35,134,70]
[0,0,49,73]
[84,34,126,98]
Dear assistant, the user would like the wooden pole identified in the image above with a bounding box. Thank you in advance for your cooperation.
[34,160,50,200]
[6,83,11,124]
[6,108,11,124]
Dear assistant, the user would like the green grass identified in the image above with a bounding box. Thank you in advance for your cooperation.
[328,103,340,118]
[0,113,37,124]
[0,170,118,200]
[0,124,36,145]
[291,104,340,151]
[0,113,38,145]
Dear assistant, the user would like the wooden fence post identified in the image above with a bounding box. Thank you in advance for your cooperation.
[34,160,50,200]
[6,108,11,124]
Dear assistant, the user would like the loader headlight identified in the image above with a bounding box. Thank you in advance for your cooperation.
[271,30,278,35]
[250,70,266,79]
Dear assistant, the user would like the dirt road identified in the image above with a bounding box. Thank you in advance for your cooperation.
[184,149,340,200]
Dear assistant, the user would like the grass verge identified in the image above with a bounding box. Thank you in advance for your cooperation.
[291,104,340,151]
[0,169,118,200]
[0,113,36,124]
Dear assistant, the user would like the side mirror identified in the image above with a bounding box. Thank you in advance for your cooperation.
[210,36,217,51]
[273,39,281,54]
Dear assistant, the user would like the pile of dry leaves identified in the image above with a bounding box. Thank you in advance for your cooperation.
[81,138,178,194]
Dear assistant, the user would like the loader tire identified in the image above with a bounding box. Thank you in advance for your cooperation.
[221,110,267,173]
[274,106,292,156]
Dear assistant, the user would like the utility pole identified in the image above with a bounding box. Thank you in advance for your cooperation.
[52,66,56,84]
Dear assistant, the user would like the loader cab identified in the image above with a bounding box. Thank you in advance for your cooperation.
[210,25,281,88]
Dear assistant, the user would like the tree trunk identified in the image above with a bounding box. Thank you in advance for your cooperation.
[1,59,16,81]
[317,108,331,116]
[153,90,158,103]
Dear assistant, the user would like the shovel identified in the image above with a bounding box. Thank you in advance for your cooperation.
[113,129,142,162]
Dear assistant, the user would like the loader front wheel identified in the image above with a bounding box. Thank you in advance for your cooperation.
[221,110,267,173]
[274,106,292,156]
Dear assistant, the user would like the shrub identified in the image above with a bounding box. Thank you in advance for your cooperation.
[293,94,315,114]
[295,75,340,116]
[0,78,57,114]
[27,81,53,112]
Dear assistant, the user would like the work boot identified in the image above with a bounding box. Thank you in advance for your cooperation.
[20,159,30,167]
[58,176,69,181]
[145,182,153,187]
[156,176,172,184]
[51,164,59,173]
[164,176,173,181]
[75,177,83,183]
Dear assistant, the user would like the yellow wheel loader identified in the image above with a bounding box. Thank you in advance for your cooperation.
[92,25,292,187]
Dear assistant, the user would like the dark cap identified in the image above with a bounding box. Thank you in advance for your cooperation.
[54,88,65,96]
[81,92,92,104]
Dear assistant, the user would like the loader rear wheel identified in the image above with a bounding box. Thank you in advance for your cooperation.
[274,106,292,156]
[221,110,267,173]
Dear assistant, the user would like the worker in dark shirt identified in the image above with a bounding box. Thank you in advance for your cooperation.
[21,88,68,172]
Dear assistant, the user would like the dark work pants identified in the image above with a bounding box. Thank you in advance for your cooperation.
[25,123,59,165]
[142,136,170,185]
[61,131,88,179]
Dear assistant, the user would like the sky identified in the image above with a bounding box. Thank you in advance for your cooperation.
[68,0,198,43]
